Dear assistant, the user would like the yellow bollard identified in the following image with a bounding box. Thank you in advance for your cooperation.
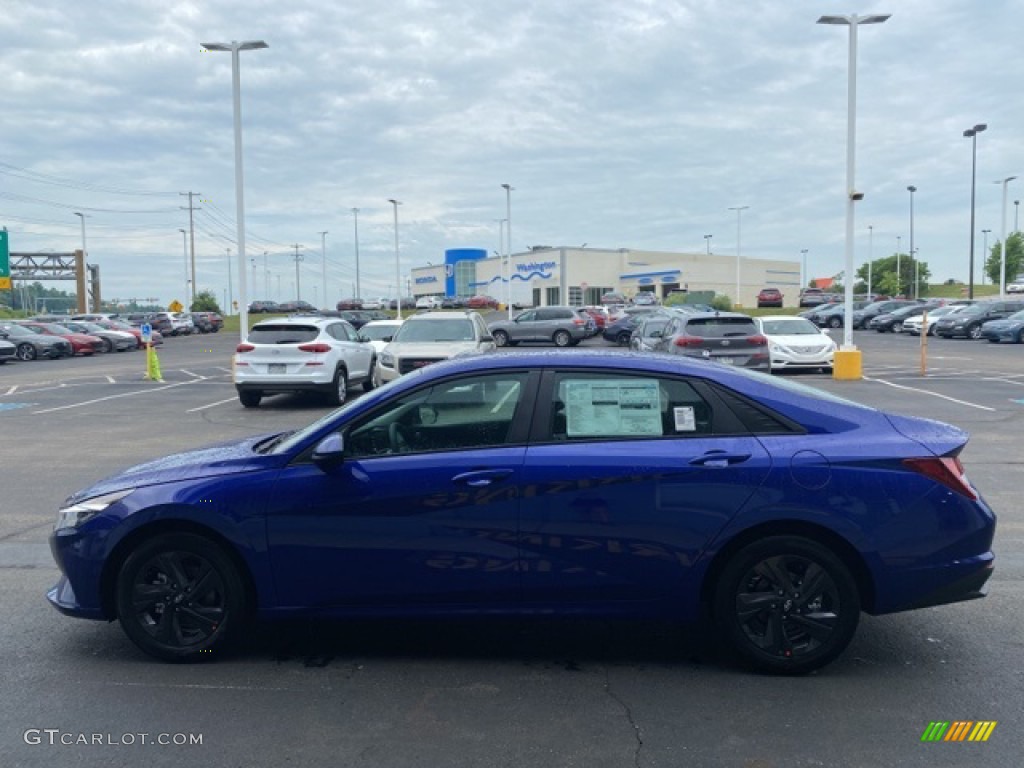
[144,343,164,382]
[832,348,863,380]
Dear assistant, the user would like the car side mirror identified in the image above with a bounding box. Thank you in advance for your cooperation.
[480,335,494,343]
[382,335,393,342]
[650,330,662,338]
[311,433,345,472]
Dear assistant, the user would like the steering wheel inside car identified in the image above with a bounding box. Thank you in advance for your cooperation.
[388,423,411,454]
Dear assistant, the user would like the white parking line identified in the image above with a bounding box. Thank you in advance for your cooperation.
[32,379,202,415]
[180,369,203,379]
[5,386,16,395]
[186,397,238,413]
[106,375,116,384]
[863,376,996,411]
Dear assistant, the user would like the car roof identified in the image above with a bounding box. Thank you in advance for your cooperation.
[362,319,403,327]
[252,315,340,327]
[404,310,478,320]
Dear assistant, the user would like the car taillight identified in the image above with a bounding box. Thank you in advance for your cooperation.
[674,336,703,347]
[573,318,583,325]
[902,456,977,500]
[746,334,768,346]
[236,343,255,353]
[298,343,331,353]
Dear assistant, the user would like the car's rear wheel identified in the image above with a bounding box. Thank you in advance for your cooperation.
[553,330,572,347]
[828,317,842,329]
[362,358,376,392]
[100,338,113,353]
[115,533,246,662]
[1017,330,1024,344]
[327,367,348,406]
[713,535,860,675]
[616,331,631,346]
[16,343,37,361]
[492,330,509,347]
[968,324,983,340]
[238,390,262,408]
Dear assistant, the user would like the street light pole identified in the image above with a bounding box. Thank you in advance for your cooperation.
[997,176,1018,299]
[178,228,189,305]
[801,249,809,290]
[907,185,916,299]
[963,123,987,299]
[388,199,402,320]
[1015,200,1020,232]
[501,183,514,319]
[201,39,268,340]
[73,212,89,311]
[704,234,713,256]
[226,247,233,313]
[263,251,269,297]
[291,244,303,301]
[351,208,361,301]
[981,229,991,284]
[728,206,749,307]
[817,12,890,370]
[319,231,328,308]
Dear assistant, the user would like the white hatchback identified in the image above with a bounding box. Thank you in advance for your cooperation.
[233,315,375,407]
[756,315,836,372]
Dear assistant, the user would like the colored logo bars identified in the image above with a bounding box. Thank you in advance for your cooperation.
[921,721,997,742]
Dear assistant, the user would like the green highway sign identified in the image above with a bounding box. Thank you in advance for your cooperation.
[0,230,10,290]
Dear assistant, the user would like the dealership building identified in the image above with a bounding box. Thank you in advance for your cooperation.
[409,247,801,308]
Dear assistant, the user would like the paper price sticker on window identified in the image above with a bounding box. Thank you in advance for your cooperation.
[673,406,696,432]
[564,379,662,437]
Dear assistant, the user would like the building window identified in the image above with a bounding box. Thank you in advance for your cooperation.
[568,286,583,306]
[545,287,560,305]
[454,261,476,298]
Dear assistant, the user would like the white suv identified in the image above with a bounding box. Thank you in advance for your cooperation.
[233,315,375,407]
[377,311,495,384]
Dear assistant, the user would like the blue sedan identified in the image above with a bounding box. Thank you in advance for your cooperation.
[48,351,996,674]
[980,309,1024,343]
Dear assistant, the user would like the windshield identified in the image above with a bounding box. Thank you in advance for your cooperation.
[360,324,400,341]
[761,318,820,336]
[393,319,475,342]
[249,324,320,344]
[685,317,758,338]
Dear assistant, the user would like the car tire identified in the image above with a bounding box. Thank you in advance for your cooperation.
[713,535,860,675]
[553,330,572,347]
[16,343,37,361]
[967,324,983,340]
[327,366,348,406]
[827,317,842,329]
[1017,330,1024,344]
[362,358,376,392]
[616,331,631,346]
[987,337,999,343]
[238,390,262,408]
[492,330,509,347]
[115,532,247,662]
[101,338,113,353]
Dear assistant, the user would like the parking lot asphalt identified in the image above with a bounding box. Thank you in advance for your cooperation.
[1,328,1022,767]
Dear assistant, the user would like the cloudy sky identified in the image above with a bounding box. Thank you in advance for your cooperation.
[2,0,1021,309]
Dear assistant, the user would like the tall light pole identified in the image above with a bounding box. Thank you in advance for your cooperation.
[351,208,361,300]
[263,250,269,297]
[1015,200,1020,232]
[251,258,257,300]
[704,234,713,256]
[388,199,402,320]
[963,123,987,299]
[895,235,901,296]
[501,184,514,319]
[291,244,303,301]
[817,12,890,370]
[495,219,506,258]
[801,248,809,290]
[178,228,189,305]
[73,212,89,311]
[318,231,328,307]
[727,206,749,307]
[907,185,916,299]
[201,38,268,340]
[981,229,991,284]
[867,224,874,298]
[997,176,1018,299]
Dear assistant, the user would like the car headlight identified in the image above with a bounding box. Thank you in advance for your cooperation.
[380,352,395,367]
[55,489,133,532]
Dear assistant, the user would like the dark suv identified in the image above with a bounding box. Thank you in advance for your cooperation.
[934,300,1024,339]
[652,311,770,371]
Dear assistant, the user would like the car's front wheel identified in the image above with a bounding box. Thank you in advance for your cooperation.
[16,343,37,361]
[492,330,509,347]
[553,330,572,347]
[326,366,348,406]
[713,535,860,675]
[362,358,376,392]
[101,338,113,353]
[616,331,631,346]
[828,317,842,329]
[115,532,247,661]
[968,324,983,340]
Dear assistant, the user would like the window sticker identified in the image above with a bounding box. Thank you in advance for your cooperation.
[673,406,696,432]
[564,379,662,436]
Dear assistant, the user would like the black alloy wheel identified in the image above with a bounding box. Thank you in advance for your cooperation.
[116,533,246,661]
[714,536,860,674]
[616,331,631,346]
[492,330,509,347]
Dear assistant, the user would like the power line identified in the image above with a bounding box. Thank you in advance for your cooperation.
[0,161,177,197]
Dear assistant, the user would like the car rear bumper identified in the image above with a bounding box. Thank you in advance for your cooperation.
[903,559,993,611]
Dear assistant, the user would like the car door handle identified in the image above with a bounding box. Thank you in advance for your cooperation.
[452,469,514,487]
[689,451,752,468]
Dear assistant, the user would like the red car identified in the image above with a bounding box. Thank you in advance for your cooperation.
[467,295,499,309]
[336,298,364,310]
[17,321,105,355]
[757,288,784,308]
[582,306,610,328]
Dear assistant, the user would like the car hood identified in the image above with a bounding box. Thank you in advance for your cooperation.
[385,341,483,356]
[64,433,282,504]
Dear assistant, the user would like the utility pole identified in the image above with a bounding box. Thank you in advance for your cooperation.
[319,231,328,308]
[179,191,200,304]
[263,251,269,298]
[292,244,304,301]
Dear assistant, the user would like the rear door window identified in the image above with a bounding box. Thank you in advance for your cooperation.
[249,324,320,344]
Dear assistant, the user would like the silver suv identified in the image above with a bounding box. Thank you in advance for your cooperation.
[488,306,591,347]
[233,315,375,407]
[377,311,495,383]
